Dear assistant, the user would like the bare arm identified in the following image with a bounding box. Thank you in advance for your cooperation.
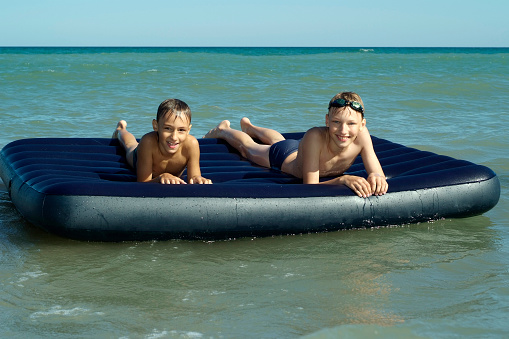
[185,136,212,184]
[315,174,376,198]
[301,128,323,185]
[135,135,157,183]
[358,128,388,196]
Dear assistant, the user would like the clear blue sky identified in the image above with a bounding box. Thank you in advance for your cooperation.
[2,0,508,47]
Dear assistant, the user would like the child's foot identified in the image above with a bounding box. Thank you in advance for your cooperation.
[240,117,253,134]
[112,120,127,139]
[204,120,230,138]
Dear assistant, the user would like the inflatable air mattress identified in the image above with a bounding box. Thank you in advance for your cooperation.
[0,133,500,241]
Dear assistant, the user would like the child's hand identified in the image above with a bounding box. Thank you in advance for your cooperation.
[157,173,187,184]
[341,175,373,198]
[189,176,212,184]
[367,173,388,196]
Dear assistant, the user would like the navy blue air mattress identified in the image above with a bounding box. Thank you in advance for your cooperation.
[0,133,500,241]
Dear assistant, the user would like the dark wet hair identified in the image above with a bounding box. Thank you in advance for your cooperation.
[156,99,191,123]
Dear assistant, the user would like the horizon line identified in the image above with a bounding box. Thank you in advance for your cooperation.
[1,46,508,49]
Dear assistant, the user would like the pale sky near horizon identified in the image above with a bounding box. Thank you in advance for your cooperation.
[2,0,508,47]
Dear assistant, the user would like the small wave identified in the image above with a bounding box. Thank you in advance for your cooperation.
[30,306,92,319]
[359,48,374,52]
[12,270,48,286]
[147,330,203,338]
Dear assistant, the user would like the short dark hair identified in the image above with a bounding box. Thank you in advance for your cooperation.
[156,99,191,123]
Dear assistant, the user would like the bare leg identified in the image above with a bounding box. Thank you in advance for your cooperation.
[204,120,271,168]
[240,117,285,145]
[113,120,138,167]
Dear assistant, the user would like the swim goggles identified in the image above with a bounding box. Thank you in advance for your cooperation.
[328,98,364,114]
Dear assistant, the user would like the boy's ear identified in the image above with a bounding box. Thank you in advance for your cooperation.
[360,118,366,130]
[188,124,192,134]
[152,119,158,131]
[325,114,329,127]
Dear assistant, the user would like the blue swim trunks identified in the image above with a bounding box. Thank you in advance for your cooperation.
[269,139,300,171]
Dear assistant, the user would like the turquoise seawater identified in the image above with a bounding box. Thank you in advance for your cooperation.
[0,47,508,338]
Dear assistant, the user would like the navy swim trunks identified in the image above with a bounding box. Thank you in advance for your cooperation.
[269,139,300,171]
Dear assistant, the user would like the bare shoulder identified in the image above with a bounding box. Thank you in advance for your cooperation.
[186,134,199,144]
[356,126,373,147]
[184,134,199,149]
[139,131,158,145]
[303,126,327,143]
[183,135,200,157]
[137,131,158,151]
[305,126,327,136]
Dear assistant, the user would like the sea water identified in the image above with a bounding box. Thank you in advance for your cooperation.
[0,47,508,338]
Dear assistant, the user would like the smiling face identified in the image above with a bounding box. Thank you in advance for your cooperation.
[325,107,366,150]
[152,113,191,155]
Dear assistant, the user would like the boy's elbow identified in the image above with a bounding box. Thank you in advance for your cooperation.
[137,175,153,183]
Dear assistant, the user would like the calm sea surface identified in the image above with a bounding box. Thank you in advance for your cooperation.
[1,47,508,338]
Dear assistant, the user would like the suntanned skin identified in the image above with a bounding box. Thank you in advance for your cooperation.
[204,106,387,197]
[113,115,211,185]
[295,108,387,197]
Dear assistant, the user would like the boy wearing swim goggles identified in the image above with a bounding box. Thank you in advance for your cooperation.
[204,92,387,197]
